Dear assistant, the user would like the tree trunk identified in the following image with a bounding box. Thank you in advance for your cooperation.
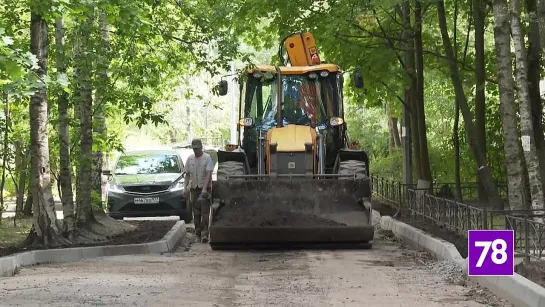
[401,1,413,188]
[23,166,32,216]
[453,99,463,201]
[473,0,489,204]
[491,0,529,210]
[403,0,422,181]
[437,0,503,208]
[25,10,68,246]
[537,0,545,56]
[386,101,401,152]
[72,7,135,241]
[392,118,401,147]
[92,11,109,209]
[387,101,395,151]
[526,0,545,193]
[0,92,9,216]
[55,17,75,239]
[15,141,28,214]
[74,7,95,226]
[414,0,433,185]
[510,0,545,215]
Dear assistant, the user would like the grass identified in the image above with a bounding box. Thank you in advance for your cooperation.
[0,217,32,247]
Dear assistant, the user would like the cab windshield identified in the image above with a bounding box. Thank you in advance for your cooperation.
[243,72,343,131]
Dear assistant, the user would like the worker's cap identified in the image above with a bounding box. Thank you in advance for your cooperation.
[191,138,203,149]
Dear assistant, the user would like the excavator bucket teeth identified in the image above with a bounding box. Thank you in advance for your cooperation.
[209,178,375,250]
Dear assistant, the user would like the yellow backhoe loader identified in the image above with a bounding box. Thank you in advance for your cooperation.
[209,32,374,249]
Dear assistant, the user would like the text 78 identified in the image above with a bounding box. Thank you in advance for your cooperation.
[474,239,508,267]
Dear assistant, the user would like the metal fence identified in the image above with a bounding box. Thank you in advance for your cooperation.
[371,175,545,261]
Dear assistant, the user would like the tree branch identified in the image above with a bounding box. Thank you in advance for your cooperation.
[380,81,406,104]
[341,38,498,84]
[371,9,406,69]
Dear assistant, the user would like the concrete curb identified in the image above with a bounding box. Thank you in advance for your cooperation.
[0,221,186,278]
[380,216,545,307]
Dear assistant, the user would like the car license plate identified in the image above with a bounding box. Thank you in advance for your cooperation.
[134,197,160,204]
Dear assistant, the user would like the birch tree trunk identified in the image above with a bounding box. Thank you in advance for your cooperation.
[73,6,96,228]
[72,7,134,239]
[510,0,545,215]
[55,17,75,239]
[491,0,529,210]
[25,9,68,246]
[437,0,503,208]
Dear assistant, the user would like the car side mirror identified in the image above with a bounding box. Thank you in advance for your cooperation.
[215,80,228,96]
[354,71,364,89]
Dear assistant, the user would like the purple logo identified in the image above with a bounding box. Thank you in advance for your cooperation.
[468,230,514,276]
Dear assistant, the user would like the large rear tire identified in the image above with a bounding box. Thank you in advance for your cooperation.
[338,159,367,180]
[216,161,245,181]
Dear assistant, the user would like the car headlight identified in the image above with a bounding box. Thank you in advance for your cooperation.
[109,183,124,193]
[169,180,184,192]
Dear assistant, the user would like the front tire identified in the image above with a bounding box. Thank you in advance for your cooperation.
[216,161,245,181]
[338,159,368,179]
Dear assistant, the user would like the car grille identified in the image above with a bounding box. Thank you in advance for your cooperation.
[119,202,175,212]
[122,185,170,193]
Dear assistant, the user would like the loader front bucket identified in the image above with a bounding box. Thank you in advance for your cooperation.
[209,175,375,250]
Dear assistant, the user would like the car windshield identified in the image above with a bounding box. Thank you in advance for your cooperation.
[114,153,182,175]
[243,72,342,131]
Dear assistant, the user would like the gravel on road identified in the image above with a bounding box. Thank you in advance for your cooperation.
[0,226,512,307]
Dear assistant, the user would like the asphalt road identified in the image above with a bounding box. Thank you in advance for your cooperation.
[0,227,512,307]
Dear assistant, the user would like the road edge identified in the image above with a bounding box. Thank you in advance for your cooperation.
[380,215,545,307]
[0,221,186,278]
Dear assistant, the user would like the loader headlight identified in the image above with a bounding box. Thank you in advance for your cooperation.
[320,70,329,77]
[329,117,344,126]
[238,117,254,127]
[308,72,318,79]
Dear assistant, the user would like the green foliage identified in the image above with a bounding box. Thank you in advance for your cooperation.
[0,0,526,212]
[371,149,403,179]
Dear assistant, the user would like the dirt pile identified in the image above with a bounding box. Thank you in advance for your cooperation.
[213,197,347,227]
[0,220,176,257]
[214,209,347,227]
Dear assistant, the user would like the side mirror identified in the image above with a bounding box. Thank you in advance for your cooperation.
[215,80,228,96]
[354,71,364,89]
